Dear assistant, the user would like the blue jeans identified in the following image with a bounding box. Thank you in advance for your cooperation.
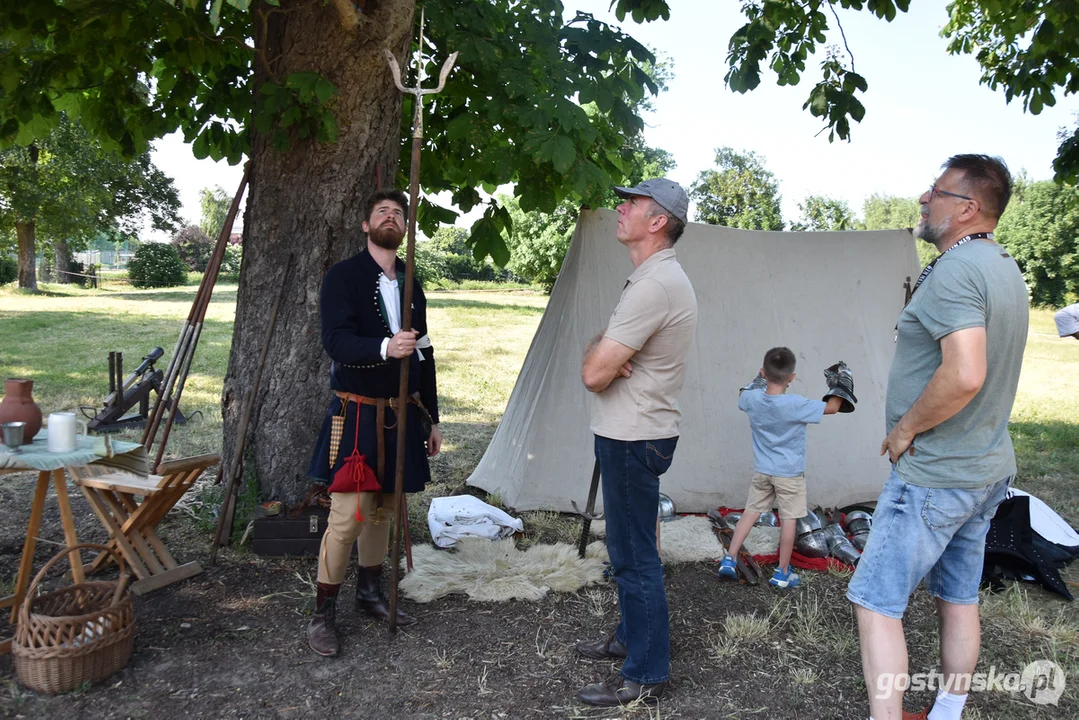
[595,434,678,685]
[847,467,1010,619]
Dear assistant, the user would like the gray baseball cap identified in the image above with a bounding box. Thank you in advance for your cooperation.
[613,177,689,224]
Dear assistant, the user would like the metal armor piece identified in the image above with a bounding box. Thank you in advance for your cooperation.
[845,535,871,552]
[845,510,873,534]
[724,512,743,530]
[755,511,778,527]
[795,530,831,558]
[823,524,862,565]
[658,493,677,522]
[845,510,873,551]
[795,509,824,537]
[822,361,858,413]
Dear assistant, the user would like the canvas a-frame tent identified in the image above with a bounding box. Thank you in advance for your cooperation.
[467,209,922,514]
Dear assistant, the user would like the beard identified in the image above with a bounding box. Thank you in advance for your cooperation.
[914,213,951,248]
[368,223,405,251]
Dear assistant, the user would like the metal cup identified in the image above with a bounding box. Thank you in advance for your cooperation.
[2,421,25,453]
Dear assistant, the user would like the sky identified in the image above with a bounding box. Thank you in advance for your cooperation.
[149,0,1079,235]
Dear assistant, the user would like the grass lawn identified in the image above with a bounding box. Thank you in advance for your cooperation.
[2,281,1077,716]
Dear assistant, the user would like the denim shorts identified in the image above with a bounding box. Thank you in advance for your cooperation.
[847,468,1010,619]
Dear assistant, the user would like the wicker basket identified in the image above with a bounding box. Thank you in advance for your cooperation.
[13,543,135,694]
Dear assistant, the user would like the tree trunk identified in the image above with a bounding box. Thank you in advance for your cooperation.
[220,0,415,504]
[16,221,37,292]
[55,239,73,284]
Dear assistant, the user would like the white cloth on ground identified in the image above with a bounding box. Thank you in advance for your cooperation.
[1007,488,1079,547]
[428,495,525,548]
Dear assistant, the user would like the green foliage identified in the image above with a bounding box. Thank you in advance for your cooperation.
[428,227,488,280]
[410,239,449,288]
[127,243,188,288]
[0,114,180,287]
[406,227,496,287]
[0,255,16,284]
[612,0,671,23]
[723,0,877,143]
[791,195,858,231]
[624,0,1079,182]
[0,2,662,269]
[409,3,661,261]
[0,1,252,161]
[199,186,231,238]
[691,147,784,230]
[995,180,1079,306]
[944,1,1079,179]
[254,72,339,153]
[0,116,180,242]
[939,0,1079,182]
[862,194,935,267]
[171,225,214,272]
[501,195,577,292]
[220,244,243,281]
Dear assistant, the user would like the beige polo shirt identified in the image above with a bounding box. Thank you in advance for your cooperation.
[590,248,698,441]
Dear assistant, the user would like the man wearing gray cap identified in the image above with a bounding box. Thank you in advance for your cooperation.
[575,178,698,707]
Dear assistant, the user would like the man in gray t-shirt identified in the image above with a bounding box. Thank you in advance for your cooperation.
[847,155,1028,720]
[1054,302,1079,339]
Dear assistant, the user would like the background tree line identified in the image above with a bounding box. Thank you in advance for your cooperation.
[415,144,1076,308]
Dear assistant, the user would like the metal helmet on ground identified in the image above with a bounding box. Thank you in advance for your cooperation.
[795,509,823,537]
[657,493,677,522]
[755,511,778,527]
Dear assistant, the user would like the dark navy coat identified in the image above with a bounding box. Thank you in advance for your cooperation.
[307,249,439,494]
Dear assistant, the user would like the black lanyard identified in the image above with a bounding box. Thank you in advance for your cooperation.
[910,232,993,295]
[895,232,993,342]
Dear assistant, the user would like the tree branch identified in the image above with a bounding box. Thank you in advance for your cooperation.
[827,1,856,72]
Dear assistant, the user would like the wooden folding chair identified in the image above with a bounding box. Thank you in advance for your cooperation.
[69,453,220,595]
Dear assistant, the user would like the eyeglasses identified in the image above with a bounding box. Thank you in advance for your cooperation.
[928,185,973,202]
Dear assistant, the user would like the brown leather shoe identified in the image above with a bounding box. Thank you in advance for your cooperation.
[577,674,665,706]
[307,582,340,657]
[575,632,628,660]
[356,565,416,626]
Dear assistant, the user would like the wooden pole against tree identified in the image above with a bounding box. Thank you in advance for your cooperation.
[210,253,294,564]
[143,163,250,465]
[383,16,457,634]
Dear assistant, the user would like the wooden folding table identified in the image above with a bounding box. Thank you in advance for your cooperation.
[0,432,147,654]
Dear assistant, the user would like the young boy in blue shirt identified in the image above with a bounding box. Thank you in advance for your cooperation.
[718,347,856,588]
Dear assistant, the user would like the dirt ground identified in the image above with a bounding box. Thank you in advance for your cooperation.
[0,472,1072,720]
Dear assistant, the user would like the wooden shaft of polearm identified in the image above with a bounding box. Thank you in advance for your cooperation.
[388,133,423,634]
[146,162,250,460]
[141,207,225,447]
[210,253,294,563]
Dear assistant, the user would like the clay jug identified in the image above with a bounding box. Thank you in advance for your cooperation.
[0,379,43,444]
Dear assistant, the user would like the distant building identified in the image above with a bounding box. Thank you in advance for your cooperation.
[229,219,244,245]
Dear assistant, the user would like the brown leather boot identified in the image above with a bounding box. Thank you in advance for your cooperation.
[307,582,340,657]
[355,565,416,626]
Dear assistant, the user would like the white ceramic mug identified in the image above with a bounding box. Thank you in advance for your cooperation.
[46,412,87,453]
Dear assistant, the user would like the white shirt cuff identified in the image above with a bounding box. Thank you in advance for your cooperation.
[380,337,390,360]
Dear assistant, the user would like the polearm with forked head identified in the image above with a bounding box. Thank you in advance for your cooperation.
[382,18,457,634]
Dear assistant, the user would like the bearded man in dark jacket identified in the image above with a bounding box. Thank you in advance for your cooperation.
[305,189,441,657]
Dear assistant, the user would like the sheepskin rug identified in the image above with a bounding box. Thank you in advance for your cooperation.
[591,516,781,559]
[743,526,781,556]
[399,538,608,603]
[399,516,783,603]
[590,516,725,563]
